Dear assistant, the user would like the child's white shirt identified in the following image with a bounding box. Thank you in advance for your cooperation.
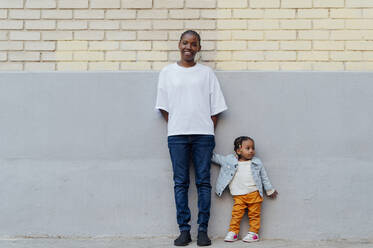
[229,160,259,196]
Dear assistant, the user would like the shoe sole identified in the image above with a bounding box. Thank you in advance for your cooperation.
[243,239,259,243]
[224,239,238,242]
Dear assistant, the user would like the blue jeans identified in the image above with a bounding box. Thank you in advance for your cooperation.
[168,135,215,232]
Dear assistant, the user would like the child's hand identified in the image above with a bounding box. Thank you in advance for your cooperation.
[268,190,278,199]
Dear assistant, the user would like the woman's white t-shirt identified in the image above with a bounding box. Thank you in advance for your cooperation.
[155,63,228,136]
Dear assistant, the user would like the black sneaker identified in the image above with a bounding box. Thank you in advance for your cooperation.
[174,230,192,246]
[197,231,211,246]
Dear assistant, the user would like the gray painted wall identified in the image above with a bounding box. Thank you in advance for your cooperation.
[0,72,372,241]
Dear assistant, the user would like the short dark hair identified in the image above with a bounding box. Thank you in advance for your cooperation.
[234,136,255,153]
[179,30,201,45]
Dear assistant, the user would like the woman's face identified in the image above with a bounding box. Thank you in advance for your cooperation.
[178,33,201,63]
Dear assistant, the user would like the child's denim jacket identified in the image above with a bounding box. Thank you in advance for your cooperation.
[211,152,275,197]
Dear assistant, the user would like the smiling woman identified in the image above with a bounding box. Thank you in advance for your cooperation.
[155,30,228,246]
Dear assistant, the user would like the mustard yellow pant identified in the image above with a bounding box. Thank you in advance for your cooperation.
[229,191,263,234]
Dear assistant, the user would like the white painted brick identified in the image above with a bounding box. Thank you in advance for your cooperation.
[106,31,136,40]
[362,31,373,40]
[105,10,135,19]
[75,10,105,19]
[201,51,232,61]
[42,31,73,40]
[265,30,297,40]
[89,21,120,30]
[25,62,55,71]
[297,9,328,18]
[200,10,231,19]
[297,51,329,61]
[185,0,216,8]
[313,62,344,71]
[0,21,23,30]
[168,31,183,40]
[346,20,373,30]
[216,41,247,50]
[247,62,280,71]
[137,51,167,61]
[138,10,168,19]
[250,0,280,8]
[89,41,119,50]
[171,10,201,19]
[9,10,40,19]
[363,9,373,18]
[9,52,40,61]
[247,41,279,50]
[217,0,248,8]
[89,62,119,71]
[346,0,373,7]
[330,30,363,40]
[281,41,311,50]
[121,41,151,50]
[185,20,216,29]
[42,10,72,19]
[154,0,184,8]
[201,31,231,40]
[0,0,23,8]
[346,62,373,71]
[313,0,344,7]
[346,41,373,50]
[216,62,247,70]
[217,20,247,30]
[0,52,6,61]
[233,9,263,18]
[331,51,362,61]
[265,51,296,61]
[0,32,8,40]
[57,62,88,71]
[331,9,362,18]
[248,20,279,30]
[152,62,173,70]
[313,20,344,29]
[280,20,311,29]
[122,21,152,30]
[57,21,87,30]
[10,31,41,40]
[153,20,184,30]
[200,41,215,50]
[281,0,312,8]
[105,51,136,60]
[313,41,344,50]
[168,51,180,61]
[74,31,105,40]
[42,51,72,61]
[298,30,329,40]
[121,62,151,70]
[121,0,152,8]
[91,0,120,8]
[152,41,178,50]
[233,51,265,61]
[59,0,88,8]
[0,10,7,19]
[137,31,168,40]
[232,31,264,40]
[25,41,55,50]
[73,51,104,61]
[57,41,88,50]
[363,52,373,61]
[25,0,56,8]
[26,20,56,30]
[0,63,23,71]
[280,62,312,71]
[0,42,23,51]
[264,9,295,19]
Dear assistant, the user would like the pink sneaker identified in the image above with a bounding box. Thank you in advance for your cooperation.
[242,232,259,242]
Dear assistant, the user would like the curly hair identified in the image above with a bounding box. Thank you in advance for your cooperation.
[234,136,255,155]
[179,30,201,45]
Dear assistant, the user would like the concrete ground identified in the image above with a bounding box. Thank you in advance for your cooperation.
[0,237,372,248]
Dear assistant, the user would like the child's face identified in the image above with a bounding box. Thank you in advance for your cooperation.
[178,33,201,62]
[236,139,255,161]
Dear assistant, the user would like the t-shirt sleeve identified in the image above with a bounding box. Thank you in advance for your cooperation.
[155,70,169,112]
[209,70,228,116]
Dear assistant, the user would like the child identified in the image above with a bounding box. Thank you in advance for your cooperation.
[211,136,278,243]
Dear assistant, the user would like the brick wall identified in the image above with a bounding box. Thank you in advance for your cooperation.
[1,0,373,71]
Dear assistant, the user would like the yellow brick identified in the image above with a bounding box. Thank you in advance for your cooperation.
[0,63,23,71]
[0,32,7,40]
[265,51,296,61]
[201,51,232,61]
[153,62,173,70]
[0,20,23,30]
[9,52,40,61]
[89,21,119,30]
[363,9,373,18]
[281,0,312,8]
[185,0,216,8]
[153,20,184,30]
[74,31,104,40]
[25,0,56,8]
[331,9,362,18]
[185,20,216,30]
[362,31,373,40]
[105,10,135,19]
[121,0,152,8]
[265,30,296,40]
[74,10,105,19]
[25,62,55,71]
[0,10,7,19]
[0,41,23,50]
[250,0,280,8]
[217,20,247,30]
[10,31,41,41]
[247,62,279,70]
[248,20,279,30]
[216,61,247,70]
[91,0,120,8]
[105,51,136,60]
[89,41,119,50]
[57,62,88,71]
[0,52,6,61]
[216,41,247,50]
[313,0,344,7]
[298,51,329,61]
[137,51,167,61]
[298,30,329,40]
[73,52,104,61]
[217,0,248,8]
[201,31,231,40]
[138,31,168,41]
[331,51,362,61]
[281,41,311,50]
[57,20,87,30]
[330,30,363,40]
[25,41,55,51]
[363,52,373,61]
[313,20,345,29]
[0,0,23,8]
[297,9,328,18]
[346,20,373,30]
[346,0,373,8]
[280,62,312,71]
[264,9,295,19]
[121,41,151,50]
[169,31,183,40]
[313,41,344,50]
[313,62,344,71]
[42,31,72,40]
[121,20,151,30]
[42,10,72,19]
[201,10,231,19]
[154,0,184,8]
[57,41,88,51]
[121,62,151,70]
[345,62,373,71]
[42,51,73,61]
[59,0,88,8]
[346,41,373,50]
[233,51,265,61]
[280,20,311,29]
[89,62,119,71]
[247,41,279,50]
[233,9,263,18]
[138,10,168,19]
[201,41,216,51]
[170,10,200,19]
[106,31,136,40]
[232,31,263,40]
[152,41,179,50]
[9,10,40,19]
[168,51,180,61]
